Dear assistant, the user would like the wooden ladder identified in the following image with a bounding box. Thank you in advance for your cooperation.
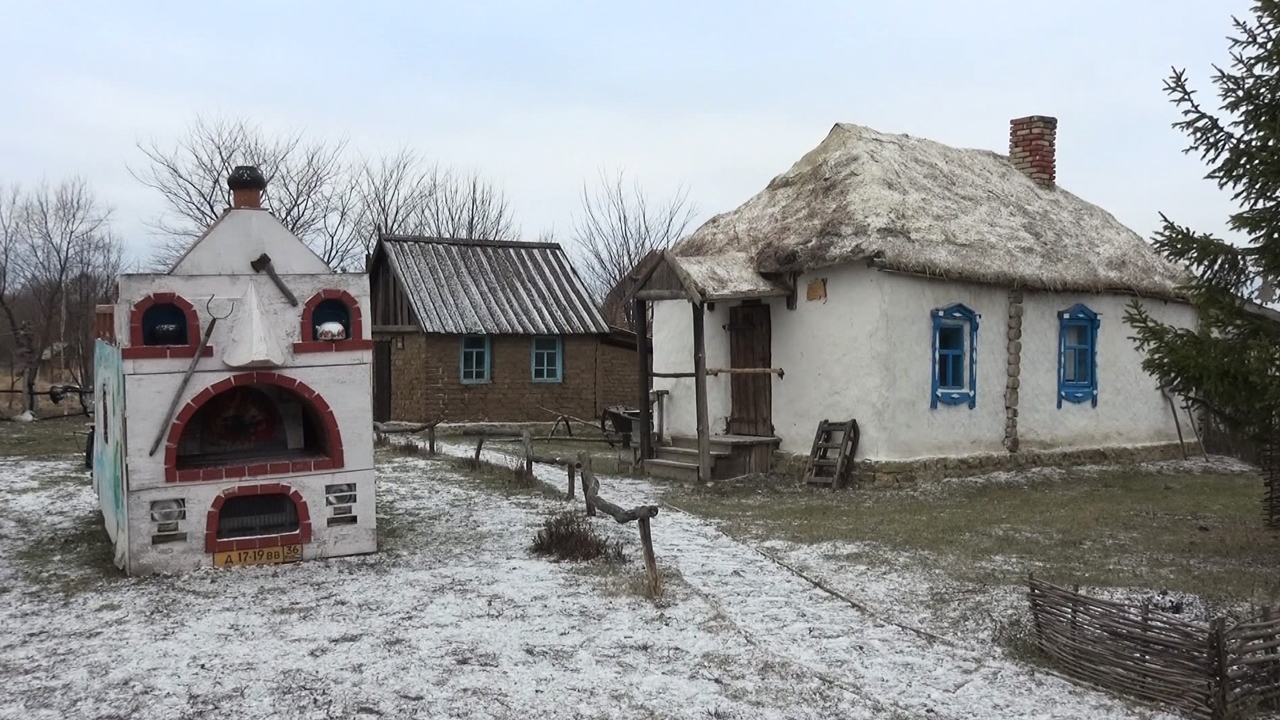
[804,419,859,489]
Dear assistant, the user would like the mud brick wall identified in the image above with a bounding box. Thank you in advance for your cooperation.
[381,333,638,423]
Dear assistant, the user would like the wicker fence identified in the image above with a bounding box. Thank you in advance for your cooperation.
[1028,578,1280,719]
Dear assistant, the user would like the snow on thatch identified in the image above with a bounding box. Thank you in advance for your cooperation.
[671,252,790,301]
[676,123,1187,298]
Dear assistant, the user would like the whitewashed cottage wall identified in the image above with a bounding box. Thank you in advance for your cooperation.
[651,263,1198,463]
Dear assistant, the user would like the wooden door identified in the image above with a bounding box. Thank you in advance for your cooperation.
[373,340,392,423]
[728,303,772,436]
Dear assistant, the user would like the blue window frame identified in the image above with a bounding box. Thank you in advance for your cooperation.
[931,303,979,409]
[460,335,490,383]
[1058,304,1099,407]
[531,336,562,382]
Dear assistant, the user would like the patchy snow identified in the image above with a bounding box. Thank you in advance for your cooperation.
[0,435,1190,719]
[425,439,1180,719]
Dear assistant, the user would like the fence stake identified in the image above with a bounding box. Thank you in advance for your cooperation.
[473,436,485,464]
[428,425,436,455]
[1210,616,1228,720]
[567,464,576,499]
[638,516,661,596]
[521,430,533,477]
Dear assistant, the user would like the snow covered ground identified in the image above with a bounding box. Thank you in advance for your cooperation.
[0,444,1179,719]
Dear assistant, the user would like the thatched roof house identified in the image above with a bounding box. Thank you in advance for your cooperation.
[634,116,1198,484]
[671,122,1186,300]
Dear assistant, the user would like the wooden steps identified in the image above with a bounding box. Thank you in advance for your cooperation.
[648,433,781,482]
[804,419,859,489]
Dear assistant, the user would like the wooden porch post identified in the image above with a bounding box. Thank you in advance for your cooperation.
[635,297,652,464]
[692,301,712,483]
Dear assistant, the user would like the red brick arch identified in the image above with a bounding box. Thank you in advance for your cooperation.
[294,289,373,353]
[124,292,213,360]
[163,371,344,482]
[204,482,313,553]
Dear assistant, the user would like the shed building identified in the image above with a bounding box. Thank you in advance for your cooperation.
[368,235,638,423]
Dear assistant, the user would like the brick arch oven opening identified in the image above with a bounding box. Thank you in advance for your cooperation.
[166,372,344,482]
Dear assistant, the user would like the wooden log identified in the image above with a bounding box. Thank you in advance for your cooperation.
[706,366,785,378]
[428,425,436,454]
[148,317,218,456]
[374,420,441,434]
[473,436,485,463]
[578,452,659,524]
[650,371,698,378]
[567,463,576,499]
[692,302,711,484]
[638,516,661,596]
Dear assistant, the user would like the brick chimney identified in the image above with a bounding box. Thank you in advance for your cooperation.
[227,165,267,209]
[1009,116,1057,188]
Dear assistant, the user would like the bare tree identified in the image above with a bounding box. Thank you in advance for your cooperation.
[352,149,437,239]
[419,167,516,242]
[1,178,121,411]
[572,170,695,329]
[132,115,354,269]
[135,117,518,271]
[0,183,22,339]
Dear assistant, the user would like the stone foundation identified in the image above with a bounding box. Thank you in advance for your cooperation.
[779,442,1190,488]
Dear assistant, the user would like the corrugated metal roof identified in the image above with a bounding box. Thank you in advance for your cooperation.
[380,236,610,335]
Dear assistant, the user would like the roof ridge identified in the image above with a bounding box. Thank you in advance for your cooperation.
[379,235,562,251]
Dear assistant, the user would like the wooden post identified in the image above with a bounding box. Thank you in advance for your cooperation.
[521,430,533,477]
[428,425,436,455]
[691,301,711,484]
[638,516,661,596]
[579,453,596,517]
[635,297,652,466]
[473,436,485,464]
[1210,616,1228,719]
[567,464,576,499]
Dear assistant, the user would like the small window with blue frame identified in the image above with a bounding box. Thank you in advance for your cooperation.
[931,303,979,409]
[460,335,490,383]
[1058,304,1099,407]
[531,336,562,382]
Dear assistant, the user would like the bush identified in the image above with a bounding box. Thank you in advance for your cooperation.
[531,511,625,563]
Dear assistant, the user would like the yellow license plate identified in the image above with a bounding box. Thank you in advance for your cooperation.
[214,543,302,567]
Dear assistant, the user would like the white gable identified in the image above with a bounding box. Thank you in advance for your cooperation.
[169,209,331,276]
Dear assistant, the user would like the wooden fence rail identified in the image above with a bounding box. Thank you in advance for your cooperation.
[1029,577,1280,719]
[578,453,661,596]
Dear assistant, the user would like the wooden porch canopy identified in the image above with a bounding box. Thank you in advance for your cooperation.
[626,251,790,483]
[626,250,792,304]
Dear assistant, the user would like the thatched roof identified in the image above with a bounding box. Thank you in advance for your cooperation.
[675,123,1187,298]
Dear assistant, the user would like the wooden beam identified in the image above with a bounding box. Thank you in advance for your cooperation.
[635,297,652,464]
[692,301,712,483]
[634,289,687,301]
[650,371,697,378]
[706,367,785,378]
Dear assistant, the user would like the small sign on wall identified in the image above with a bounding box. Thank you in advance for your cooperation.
[806,278,827,302]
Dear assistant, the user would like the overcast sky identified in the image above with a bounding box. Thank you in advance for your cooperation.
[0,0,1254,263]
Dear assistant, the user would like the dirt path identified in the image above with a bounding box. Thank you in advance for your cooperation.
[448,440,1176,720]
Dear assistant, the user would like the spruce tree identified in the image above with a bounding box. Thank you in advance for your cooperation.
[1126,2,1280,460]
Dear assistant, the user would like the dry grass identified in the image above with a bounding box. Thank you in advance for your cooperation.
[664,468,1278,607]
[0,416,89,460]
[530,511,625,563]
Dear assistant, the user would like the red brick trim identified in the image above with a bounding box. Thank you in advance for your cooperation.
[165,371,345,482]
[296,289,365,353]
[128,292,203,349]
[204,483,313,553]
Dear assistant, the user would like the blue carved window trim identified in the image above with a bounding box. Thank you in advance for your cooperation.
[460,335,490,384]
[930,303,979,409]
[1058,304,1099,407]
